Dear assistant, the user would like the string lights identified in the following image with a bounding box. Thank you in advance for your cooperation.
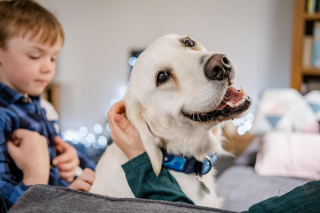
[232,113,255,135]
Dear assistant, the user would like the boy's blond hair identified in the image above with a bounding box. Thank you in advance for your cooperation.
[0,0,64,50]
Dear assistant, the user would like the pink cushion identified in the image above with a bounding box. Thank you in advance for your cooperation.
[255,131,320,180]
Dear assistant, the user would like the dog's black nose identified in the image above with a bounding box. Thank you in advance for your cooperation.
[204,54,231,81]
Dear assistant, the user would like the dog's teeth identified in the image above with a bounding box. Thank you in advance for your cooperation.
[239,97,245,105]
[240,85,245,94]
[226,102,235,108]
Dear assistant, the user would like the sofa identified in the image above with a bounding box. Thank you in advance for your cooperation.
[8,136,313,213]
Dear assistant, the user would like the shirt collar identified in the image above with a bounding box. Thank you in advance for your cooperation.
[0,82,40,104]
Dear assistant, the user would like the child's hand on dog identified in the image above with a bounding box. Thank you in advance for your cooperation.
[108,101,145,160]
[68,168,95,192]
[7,129,50,185]
[52,136,80,182]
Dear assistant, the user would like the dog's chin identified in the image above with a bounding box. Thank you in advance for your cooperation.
[182,86,252,123]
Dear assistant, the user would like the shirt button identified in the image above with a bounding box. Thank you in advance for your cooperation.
[38,111,41,116]
[22,98,28,103]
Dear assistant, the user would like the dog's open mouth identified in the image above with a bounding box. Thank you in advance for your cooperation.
[183,86,251,122]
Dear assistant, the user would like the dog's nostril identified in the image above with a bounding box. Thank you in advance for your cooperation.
[222,56,231,69]
[213,66,221,77]
[212,66,224,80]
[222,56,229,65]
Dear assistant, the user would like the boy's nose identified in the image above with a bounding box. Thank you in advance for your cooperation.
[40,60,54,74]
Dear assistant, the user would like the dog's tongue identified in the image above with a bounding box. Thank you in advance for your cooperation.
[216,86,245,110]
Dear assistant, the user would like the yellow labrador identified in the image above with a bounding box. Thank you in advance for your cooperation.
[90,35,251,208]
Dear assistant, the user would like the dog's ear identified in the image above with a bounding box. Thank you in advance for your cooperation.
[125,97,163,176]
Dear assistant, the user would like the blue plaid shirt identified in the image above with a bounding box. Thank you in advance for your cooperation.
[0,82,96,209]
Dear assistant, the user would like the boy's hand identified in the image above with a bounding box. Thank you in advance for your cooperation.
[7,129,50,185]
[52,136,80,183]
[108,101,145,160]
[68,168,95,192]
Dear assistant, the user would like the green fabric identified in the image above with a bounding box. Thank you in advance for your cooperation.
[242,180,320,213]
[122,152,195,205]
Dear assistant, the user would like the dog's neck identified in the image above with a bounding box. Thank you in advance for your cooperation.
[153,125,224,162]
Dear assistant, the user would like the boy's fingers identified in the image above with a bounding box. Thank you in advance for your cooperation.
[54,136,64,145]
[73,180,91,192]
[112,101,126,114]
[52,153,72,165]
[11,129,29,140]
[108,120,117,141]
[58,161,77,171]
[79,168,95,184]
[7,141,19,156]
[11,138,22,146]
[108,101,126,119]
[55,146,64,154]
[54,136,65,153]
[60,170,76,182]
[114,114,130,130]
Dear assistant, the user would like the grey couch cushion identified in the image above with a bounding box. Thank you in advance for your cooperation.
[9,185,236,213]
[216,166,308,212]
[233,136,261,167]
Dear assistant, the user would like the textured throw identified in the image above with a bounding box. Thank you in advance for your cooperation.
[8,185,236,213]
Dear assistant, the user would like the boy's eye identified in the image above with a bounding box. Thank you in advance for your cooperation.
[29,55,40,60]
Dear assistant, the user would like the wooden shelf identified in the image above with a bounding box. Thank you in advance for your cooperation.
[304,13,320,20]
[291,0,320,91]
[303,68,320,75]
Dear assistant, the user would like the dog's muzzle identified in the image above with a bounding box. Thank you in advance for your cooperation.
[182,86,251,122]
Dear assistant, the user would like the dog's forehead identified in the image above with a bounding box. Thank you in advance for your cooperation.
[151,34,183,47]
[148,34,205,51]
[136,34,206,64]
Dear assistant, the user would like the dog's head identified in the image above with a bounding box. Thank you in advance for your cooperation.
[124,35,251,175]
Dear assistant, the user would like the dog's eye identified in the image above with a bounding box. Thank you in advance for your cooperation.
[157,71,170,84]
[184,38,194,47]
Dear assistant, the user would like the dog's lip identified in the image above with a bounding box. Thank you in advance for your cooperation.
[182,86,251,122]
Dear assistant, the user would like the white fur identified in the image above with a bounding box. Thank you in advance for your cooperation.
[90,34,246,208]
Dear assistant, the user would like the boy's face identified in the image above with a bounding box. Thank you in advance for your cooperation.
[0,32,62,96]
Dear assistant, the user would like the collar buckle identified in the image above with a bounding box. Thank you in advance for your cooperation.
[200,155,213,176]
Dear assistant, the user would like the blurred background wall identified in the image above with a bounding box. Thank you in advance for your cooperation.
[37,0,294,133]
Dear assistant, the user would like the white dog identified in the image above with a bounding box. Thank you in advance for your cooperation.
[90,34,251,208]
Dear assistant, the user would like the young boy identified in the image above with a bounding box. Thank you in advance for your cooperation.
[0,0,96,209]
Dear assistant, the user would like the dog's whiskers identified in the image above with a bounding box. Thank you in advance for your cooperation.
[221,125,234,147]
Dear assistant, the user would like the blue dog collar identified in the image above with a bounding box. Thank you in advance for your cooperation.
[162,150,218,177]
